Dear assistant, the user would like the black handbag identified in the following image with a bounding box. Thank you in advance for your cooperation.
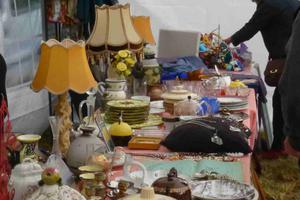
[161,117,252,154]
[264,59,285,87]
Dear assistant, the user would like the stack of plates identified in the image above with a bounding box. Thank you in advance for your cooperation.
[217,97,248,111]
[105,100,150,125]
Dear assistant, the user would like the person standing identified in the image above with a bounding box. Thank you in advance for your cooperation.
[279,10,300,159]
[225,0,300,158]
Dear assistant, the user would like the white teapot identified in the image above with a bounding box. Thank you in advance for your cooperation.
[9,158,43,200]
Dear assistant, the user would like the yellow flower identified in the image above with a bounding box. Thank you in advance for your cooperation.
[116,62,127,72]
[124,69,131,76]
[118,50,129,58]
[125,58,136,66]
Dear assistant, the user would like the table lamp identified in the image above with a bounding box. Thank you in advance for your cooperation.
[86,4,143,60]
[31,39,97,157]
[132,16,156,45]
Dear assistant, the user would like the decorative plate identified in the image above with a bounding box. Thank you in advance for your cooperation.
[107,100,149,109]
[78,165,103,172]
[17,134,41,143]
[106,111,149,116]
[191,179,256,200]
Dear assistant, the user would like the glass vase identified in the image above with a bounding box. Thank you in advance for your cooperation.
[133,77,147,96]
[47,116,73,185]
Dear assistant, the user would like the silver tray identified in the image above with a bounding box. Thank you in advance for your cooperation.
[191,179,257,200]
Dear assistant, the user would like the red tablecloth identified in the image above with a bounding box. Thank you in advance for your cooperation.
[113,89,257,184]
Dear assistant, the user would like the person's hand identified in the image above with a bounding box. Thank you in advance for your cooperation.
[224,37,232,45]
[284,137,300,158]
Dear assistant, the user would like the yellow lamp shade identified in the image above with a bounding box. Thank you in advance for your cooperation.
[132,16,156,45]
[31,39,97,95]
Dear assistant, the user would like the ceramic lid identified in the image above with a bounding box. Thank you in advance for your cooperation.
[151,168,192,200]
[11,158,43,177]
[152,168,189,190]
[161,86,198,101]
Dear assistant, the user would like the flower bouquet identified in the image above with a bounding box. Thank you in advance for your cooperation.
[111,50,137,78]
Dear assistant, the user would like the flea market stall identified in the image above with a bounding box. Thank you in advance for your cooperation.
[0,2,268,200]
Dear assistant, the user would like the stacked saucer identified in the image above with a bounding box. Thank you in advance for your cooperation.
[217,97,248,111]
[105,100,150,125]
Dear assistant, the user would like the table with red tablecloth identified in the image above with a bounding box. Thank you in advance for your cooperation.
[111,89,258,185]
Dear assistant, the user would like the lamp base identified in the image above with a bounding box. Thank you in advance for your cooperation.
[54,93,72,157]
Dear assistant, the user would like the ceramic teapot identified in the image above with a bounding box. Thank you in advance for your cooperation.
[67,127,107,168]
[9,158,43,200]
[151,168,192,200]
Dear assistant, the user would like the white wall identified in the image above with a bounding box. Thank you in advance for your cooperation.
[120,0,273,116]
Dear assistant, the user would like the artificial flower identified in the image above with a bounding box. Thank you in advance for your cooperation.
[118,50,129,58]
[116,62,127,72]
[125,58,135,66]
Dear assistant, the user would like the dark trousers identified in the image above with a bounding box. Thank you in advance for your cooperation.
[272,87,285,150]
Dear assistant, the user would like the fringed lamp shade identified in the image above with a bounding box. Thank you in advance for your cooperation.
[86,4,143,55]
[31,39,97,94]
[132,16,156,45]
[31,39,97,156]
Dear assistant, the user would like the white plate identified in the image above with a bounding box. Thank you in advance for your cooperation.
[218,97,246,104]
[191,179,257,200]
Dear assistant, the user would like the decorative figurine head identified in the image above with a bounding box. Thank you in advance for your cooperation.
[40,167,62,186]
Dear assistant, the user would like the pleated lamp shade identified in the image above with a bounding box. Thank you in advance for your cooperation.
[31,39,97,95]
[132,16,156,45]
[86,4,143,54]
